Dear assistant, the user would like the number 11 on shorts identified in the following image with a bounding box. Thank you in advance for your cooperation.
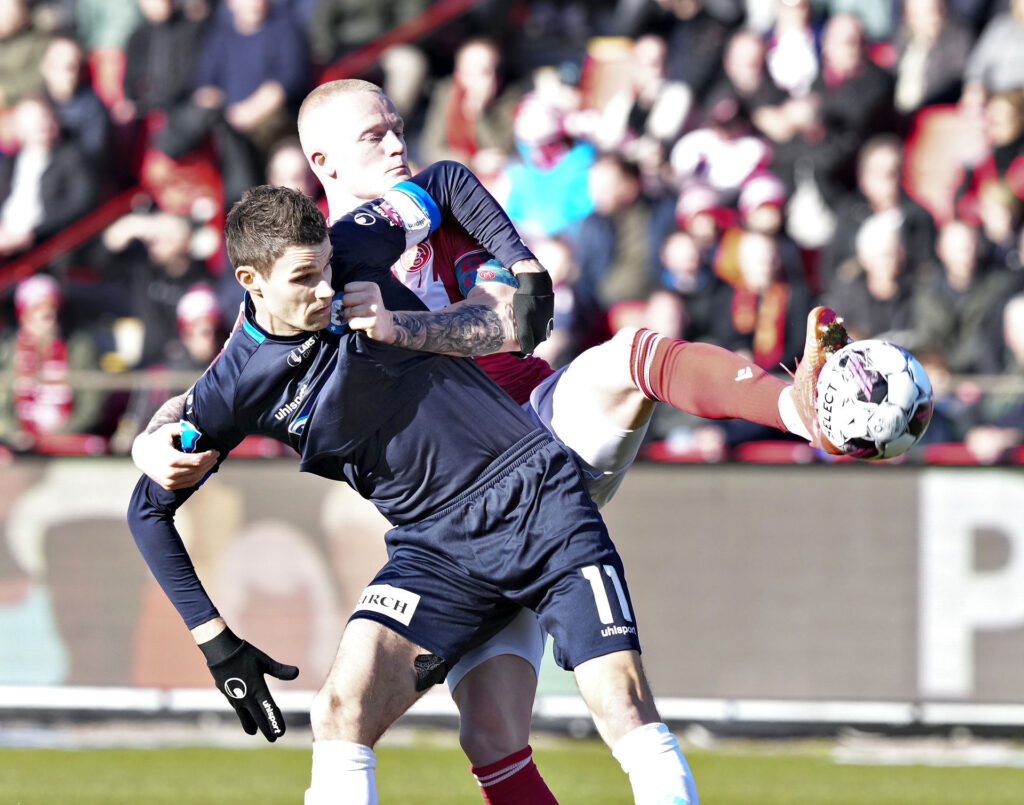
[581,565,633,624]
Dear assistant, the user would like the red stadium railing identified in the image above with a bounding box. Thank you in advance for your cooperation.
[0,187,150,295]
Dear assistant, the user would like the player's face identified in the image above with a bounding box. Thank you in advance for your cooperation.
[246,237,334,336]
[317,91,410,201]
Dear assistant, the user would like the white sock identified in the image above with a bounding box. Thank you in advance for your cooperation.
[778,386,812,441]
[612,722,698,805]
[304,740,377,805]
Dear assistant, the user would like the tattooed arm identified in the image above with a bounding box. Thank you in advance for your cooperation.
[342,280,519,356]
[131,392,220,490]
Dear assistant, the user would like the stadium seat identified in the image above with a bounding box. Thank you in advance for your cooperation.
[918,441,980,465]
[33,433,110,456]
[640,439,726,463]
[731,440,816,464]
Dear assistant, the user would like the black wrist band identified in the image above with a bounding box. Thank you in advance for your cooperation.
[515,272,553,295]
[199,627,243,665]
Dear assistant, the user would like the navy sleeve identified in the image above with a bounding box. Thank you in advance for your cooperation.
[409,161,536,270]
[127,476,220,629]
[125,363,246,630]
[330,204,415,291]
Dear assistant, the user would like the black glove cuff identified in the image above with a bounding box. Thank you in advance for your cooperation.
[514,272,552,296]
[199,627,244,666]
[512,273,555,354]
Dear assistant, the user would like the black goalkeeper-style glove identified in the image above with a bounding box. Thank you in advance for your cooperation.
[199,628,299,742]
[513,272,554,354]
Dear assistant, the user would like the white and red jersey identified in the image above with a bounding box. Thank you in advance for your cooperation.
[390,221,554,404]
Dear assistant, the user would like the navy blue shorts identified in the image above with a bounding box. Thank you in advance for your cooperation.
[349,430,641,671]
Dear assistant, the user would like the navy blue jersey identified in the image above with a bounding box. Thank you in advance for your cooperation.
[128,168,541,630]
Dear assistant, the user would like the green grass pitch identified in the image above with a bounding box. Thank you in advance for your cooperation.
[2,739,1023,804]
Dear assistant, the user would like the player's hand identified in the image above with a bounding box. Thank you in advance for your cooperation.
[199,628,299,743]
[132,423,219,490]
[342,281,396,344]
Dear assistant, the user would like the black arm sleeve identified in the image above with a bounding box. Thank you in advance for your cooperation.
[409,161,535,270]
[127,475,219,629]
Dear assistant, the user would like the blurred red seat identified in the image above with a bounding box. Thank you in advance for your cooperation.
[919,442,980,465]
[732,440,816,464]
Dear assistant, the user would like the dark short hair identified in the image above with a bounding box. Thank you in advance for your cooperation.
[225,185,326,276]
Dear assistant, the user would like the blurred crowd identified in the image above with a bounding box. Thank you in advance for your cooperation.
[2,0,1024,462]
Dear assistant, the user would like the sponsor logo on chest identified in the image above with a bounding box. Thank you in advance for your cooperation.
[287,334,319,367]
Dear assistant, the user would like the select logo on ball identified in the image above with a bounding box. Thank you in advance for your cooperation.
[224,678,247,699]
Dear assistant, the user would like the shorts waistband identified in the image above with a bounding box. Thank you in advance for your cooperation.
[423,428,553,522]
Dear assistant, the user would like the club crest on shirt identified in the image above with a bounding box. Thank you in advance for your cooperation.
[327,291,346,334]
[399,241,433,273]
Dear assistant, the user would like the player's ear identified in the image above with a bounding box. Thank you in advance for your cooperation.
[311,150,335,179]
[236,265,261,296]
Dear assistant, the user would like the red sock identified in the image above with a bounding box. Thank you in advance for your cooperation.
[630,328,788,431]
[472,746,558,804]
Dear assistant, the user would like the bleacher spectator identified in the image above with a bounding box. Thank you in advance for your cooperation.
[893,0,974,117]
[115,0,210,130]
[705,28,790,143]
[714,171,808,294]
[158,0,310,206]
[955,87,1024,221]
[771,12,896,205]
[306,0,427,68]
[764,0,821,99]
[75,0,142,52]
[912,217,1014,373]
[644,227,725,341]
[963,292,1024,461]
[265,135,324,209]
[821,134,937,289]
[500,93,595,240]
[593,34,691,163]
[976,177,1023,269]
[576,153,658,314]
[628,0,741,108]
[0,0,50,126]
[961,0,1024,110]
[109,282,225,453]
[0,94,100,258]
[0,275,105,451]
[818,0,897,41]
[703,228,814,369]
[824,209,916,341]
[39,35,112,169]
[669,93,772,209]
[419,37,521,167]
[98,209,218,368]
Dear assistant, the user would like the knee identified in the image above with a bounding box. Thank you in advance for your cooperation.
[309,683,367,744]
[309,685,342,741]
[458,697,530,766]
[612,326,642,349]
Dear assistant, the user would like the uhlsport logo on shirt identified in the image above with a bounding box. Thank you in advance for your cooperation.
[354,584,420,626]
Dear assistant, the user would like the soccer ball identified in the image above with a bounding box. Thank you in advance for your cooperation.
[815,340,934,460]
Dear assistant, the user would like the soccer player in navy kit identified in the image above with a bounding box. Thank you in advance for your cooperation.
[126,176,700,805]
